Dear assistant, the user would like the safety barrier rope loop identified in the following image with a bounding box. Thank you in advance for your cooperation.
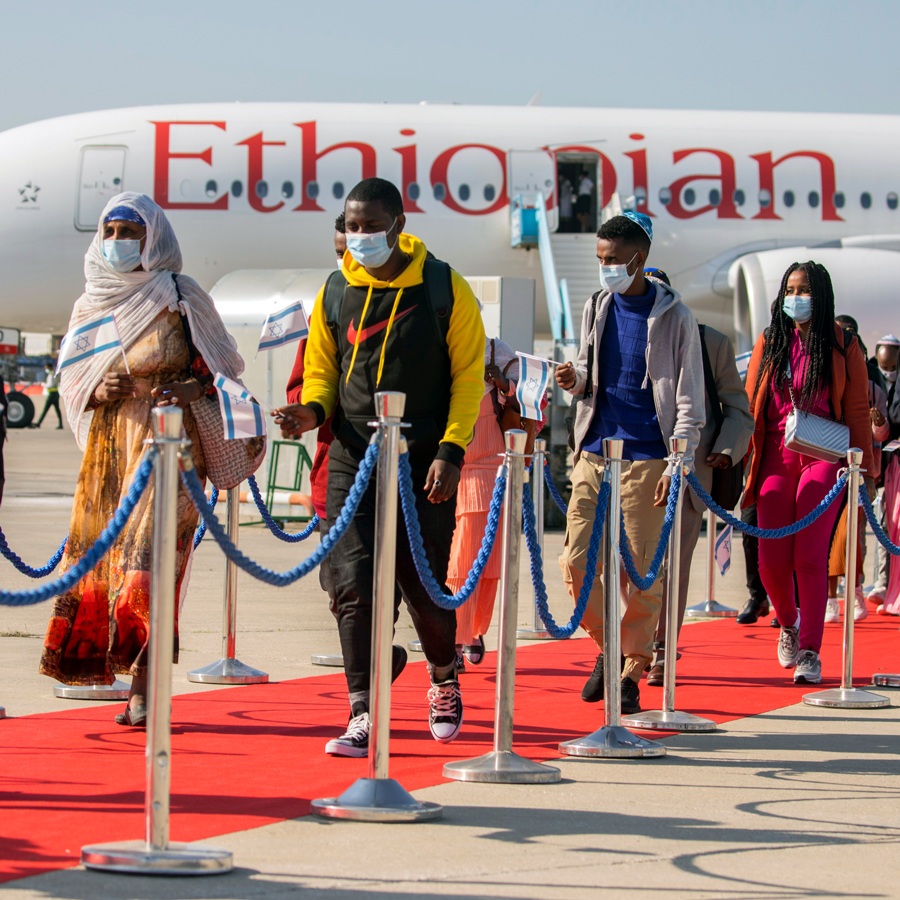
[398,452,506,611]
[180,441,378,586]
[0,449,157,607]
[0,530,67,579]
[685,470,848,539]
[618,466,681,592]
[192,486,219,549]
[246,474,320,542]
[543,461,569,515]
[860,485,900,556]
[522,478,609,639]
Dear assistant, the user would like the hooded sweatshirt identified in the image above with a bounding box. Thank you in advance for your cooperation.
[301,233,485,467]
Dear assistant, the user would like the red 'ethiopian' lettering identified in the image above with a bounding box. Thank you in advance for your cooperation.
[152,121,229,211]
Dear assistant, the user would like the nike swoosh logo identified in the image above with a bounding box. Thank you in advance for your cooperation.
[347,305,416,344]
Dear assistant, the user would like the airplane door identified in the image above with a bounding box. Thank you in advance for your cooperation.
[76,146,126,230]
[507,150,558,231]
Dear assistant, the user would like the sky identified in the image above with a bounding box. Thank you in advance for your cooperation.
[1,0,898,132]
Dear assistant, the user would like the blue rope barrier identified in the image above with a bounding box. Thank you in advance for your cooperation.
[180,441,378,586]
[522,477,609,638]
[860,486,900,556]
[685,470,847,539]
[398,452,505,611]
[0,450,157,607]
[617,468,681,591]
[247,474,319,542]
[0,530,67,579]
[543,461,569,515]
[193,486,219,549]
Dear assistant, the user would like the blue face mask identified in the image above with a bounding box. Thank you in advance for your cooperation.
[102,239,143,273]
[345,219,397,269]
[783,295,813,323]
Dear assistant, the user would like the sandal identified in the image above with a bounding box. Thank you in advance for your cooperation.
[463,636,485,665]
[114,704,147,728]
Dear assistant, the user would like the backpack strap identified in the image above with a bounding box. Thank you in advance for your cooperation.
[422,258,454,350]
[583,291,602,400]
[322,269,349,358]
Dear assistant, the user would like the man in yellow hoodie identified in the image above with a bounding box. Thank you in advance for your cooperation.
[274,177,485,756]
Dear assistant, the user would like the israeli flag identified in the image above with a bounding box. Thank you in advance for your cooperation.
[714,522,733,576]
[57,314,124,372]
[214,373,266,440]
[258,301,309,352]
[735,350,752,381]
[515,352,552,422]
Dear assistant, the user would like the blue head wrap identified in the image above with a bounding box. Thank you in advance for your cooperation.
[622,210,652,242]
[103,205,146,226]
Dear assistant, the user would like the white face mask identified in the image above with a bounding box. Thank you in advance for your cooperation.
[345,219,398,268]
[881,367,898,384]
[598,253,638,294]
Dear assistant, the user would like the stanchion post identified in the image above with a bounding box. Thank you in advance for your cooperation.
[559,438,666,758]
[82,407,233,874]
[623,437,716,732]
[187,487,268,684]
[805,449,890,709]
[313,392,443,820]
[444,430,561,782]
[685,510,737,618]
[518,438,553,640]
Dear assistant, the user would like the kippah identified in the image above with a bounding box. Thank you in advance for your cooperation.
[103,206,145,226]
[622,210,652,241]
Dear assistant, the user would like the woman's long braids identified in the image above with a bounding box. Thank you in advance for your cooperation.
[753,260,835,411]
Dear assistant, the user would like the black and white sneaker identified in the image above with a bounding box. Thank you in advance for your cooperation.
[428,679,463,743]
[325,712,370,757]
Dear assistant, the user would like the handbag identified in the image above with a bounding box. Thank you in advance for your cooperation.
[190,395,266,490]
[489,340,538,457]
[782,359,849,464]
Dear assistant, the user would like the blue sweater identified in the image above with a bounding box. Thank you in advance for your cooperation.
[582,283,667,460]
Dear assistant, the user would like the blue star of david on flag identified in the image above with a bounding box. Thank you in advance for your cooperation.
[214,373,266,440]
[515,352,553,422]
[57,314,125,372]
[258,301,309,352]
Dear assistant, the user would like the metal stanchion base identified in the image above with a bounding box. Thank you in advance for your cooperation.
[187,658,269,684]
[802,687,891,708]
[54,679,130,701]
[81,840,233,875]
[873,673,900,688]
[310,654,344,667]
[685,601,738,618]
[516,628,554,640]
[559,725,667,758]
[408,640,424,652]
[443,750,561,783]
[311,778,443,822]
[622,709,717,732]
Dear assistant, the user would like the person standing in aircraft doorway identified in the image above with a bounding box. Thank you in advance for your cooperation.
[576,168,595,232]
[273,178,485,757]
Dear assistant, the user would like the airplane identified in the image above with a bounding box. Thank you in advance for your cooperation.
[3,100,900,426]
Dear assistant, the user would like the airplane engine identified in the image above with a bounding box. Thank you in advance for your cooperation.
[729,246,900,355]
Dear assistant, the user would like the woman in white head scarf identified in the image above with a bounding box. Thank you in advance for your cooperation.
[39,193,249,727]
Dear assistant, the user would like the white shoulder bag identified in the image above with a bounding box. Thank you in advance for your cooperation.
[782,359,849,463]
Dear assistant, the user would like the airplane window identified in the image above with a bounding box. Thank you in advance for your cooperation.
[434,183,446,201]
[205,180,218,198]
[459,184,471,202]
[333,182,344,199]
[784,190,795,208]
[658,187,672,206]
[255,181,268,199]
[484,184,495,202]
[113,177,121,186]
[408,183,420,201]
[306,181,319,199]
[683,188,696,205]
[733,189,746,206]
[888,192,899,210]
[281,181,294,198]
[709,188,721,206]
[808,191,820,208]
[759,189,772,208]
[861,192,872,209]
[834,192,845,209]
[635,186,647,205]
[231,181,243,198]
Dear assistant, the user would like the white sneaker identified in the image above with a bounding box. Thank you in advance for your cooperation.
[325,712,370,757]
[794,649,822,684]
[777,616,801,669]
[428,679,463,743]
[824,598,840,623]
[854,588,868,622]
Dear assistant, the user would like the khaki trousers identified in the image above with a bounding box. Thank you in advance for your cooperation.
[559,452,668,682]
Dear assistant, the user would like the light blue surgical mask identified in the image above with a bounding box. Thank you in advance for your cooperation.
[102,239,143,273]
[598,253,638,294]
[783,295,813,323]
[345,219,397,269]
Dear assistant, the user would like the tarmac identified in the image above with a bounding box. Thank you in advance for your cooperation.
[1,426,899,900]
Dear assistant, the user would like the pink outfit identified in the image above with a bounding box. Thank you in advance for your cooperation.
[882,455,900,615]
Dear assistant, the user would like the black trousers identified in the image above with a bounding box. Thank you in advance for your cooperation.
[741,504,767,603]
[37,392,62,427]
[326,458,458,696]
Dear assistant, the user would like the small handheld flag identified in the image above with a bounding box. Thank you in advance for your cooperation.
[735,350,752,381]
[714,523,733,576]
[57,313,128,373]
[515,352,553,422]
[213,373,266,440]
[258,301,309,352]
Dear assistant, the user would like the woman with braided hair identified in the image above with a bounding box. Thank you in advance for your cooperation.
[743,261,874,685]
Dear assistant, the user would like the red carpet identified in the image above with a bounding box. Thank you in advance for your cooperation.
[1,616,897,883]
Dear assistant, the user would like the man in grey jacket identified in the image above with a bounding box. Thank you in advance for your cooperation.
[556,212,704,714]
